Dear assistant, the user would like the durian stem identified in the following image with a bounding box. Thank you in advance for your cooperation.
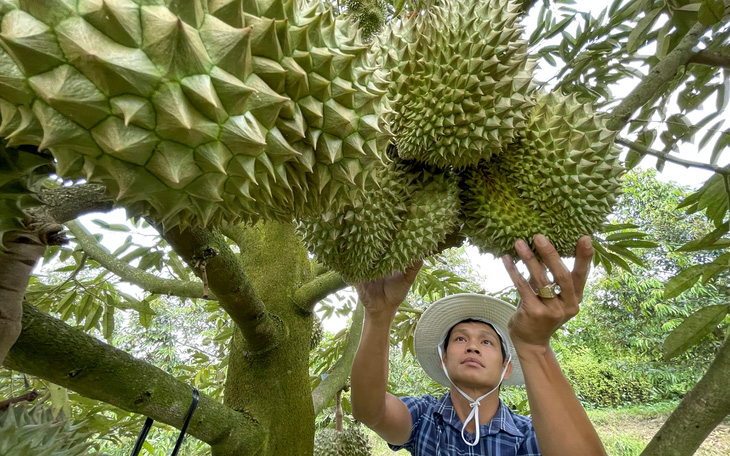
[641,333,730,456]
[689,50,730,69]
[615,137,730,175]
[312,302,364,415]
[27,183,113,225]
[4,302,265,455]
[66,221,214,300]
[0,389,38,411]
[159,224,284,354]
[606,21,708,132]
[293,271,348,311]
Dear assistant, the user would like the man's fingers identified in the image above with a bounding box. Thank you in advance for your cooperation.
[514,239,551,289]
[571,236,594,298]
[502,254,537,306]
[533,234,575,298]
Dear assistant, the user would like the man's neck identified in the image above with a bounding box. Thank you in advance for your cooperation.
[448,388,501,434]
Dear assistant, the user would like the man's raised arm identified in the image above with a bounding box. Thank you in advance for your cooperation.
[504,235,607,456]
[351,262,422,446]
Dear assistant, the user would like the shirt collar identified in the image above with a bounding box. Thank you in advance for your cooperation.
[435,392,524,438]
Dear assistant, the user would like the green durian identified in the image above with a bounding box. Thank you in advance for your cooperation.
[298,158,461,283]
[314,426,372,456]
[0,140,54,248]
[0,404,97,456]
[461,91,624,256]
[0,0,392,230]
[371,0,535,168]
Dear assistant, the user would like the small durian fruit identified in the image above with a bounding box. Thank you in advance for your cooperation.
[313,426,372,456]
[0,0,392,231]
[460,91,624,257]
[0,141,54,248]
[371,0,535,168]
[0,404,96,456]
[311,315,325,351]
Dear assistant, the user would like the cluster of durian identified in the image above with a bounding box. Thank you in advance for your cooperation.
[313,426,372,456]
[0,0,392,230]
[460,91,623,257]
[0,404,96,455]
[297,157,461,283]
[0,141,54,248]
[370,0,536,169]
[299,0,623,280]
[343,0,389,41]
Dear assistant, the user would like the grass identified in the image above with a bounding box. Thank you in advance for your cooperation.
[365,401,730,456]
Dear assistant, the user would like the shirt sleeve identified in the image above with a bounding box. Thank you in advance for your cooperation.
[387,395,436,453]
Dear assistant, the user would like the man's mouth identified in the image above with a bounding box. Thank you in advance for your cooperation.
[461,358,483,367]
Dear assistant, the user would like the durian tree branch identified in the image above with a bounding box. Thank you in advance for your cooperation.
[4,302,265,455]
[158,225,284,354]
[27,183,113,225]
[640,333,730,456]
[615,137,730,175]
[294,271,348,312]
[65,221,214,300]
[312,302,364,415]
[0,227,65,365]
[689,50,730,69]
[606,21,708,132]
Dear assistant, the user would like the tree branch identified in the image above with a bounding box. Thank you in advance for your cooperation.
[4,302,265,455]
[689,50,730,69]
[312,302,364,415]
[641,333,730,456]
[158,224,284,354]
[606,21,708,132]
[293,271,348,312]
[0,227,65,365]
[615,137,730,175]
[65,221,213,300]
[27,183,113,225]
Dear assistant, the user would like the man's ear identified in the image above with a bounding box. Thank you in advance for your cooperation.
[502,358,513,381]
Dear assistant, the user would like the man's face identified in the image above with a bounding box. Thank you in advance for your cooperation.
[441,321,511,391]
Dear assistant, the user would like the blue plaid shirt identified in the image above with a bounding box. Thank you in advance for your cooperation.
[388,393,540,455]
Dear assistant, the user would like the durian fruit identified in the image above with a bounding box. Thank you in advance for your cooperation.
[343,0,389,41]
[0,403,96,456]
[313,426,372,456]
[0,0,392,230]
[0,141,54,248]
[370,0,535,168]
[311,315,324,350]
[461,91,624,257]
[298,159,461,283]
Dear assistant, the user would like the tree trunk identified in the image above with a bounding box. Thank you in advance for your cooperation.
[641,333,730,456]
[217,221,317,456]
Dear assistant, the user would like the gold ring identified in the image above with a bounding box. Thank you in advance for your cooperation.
[537,283,561,299]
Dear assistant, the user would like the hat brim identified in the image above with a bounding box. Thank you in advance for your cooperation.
[414,293,524,387]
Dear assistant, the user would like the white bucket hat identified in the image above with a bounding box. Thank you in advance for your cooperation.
[414,293,524,387]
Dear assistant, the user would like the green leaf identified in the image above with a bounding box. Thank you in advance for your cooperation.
[613,240,660,249]
[49,383,72,419]
[626,8,662,54]
[663,304,730,360]
[664,264,707,299]
[698,0,725,26]
[75,294,93,325]
[392,0,406,18]
[701,252,730,284]
[600,223,640,233]
[677,222,729,251]
[605,231,648,242]
[103,305,115,341]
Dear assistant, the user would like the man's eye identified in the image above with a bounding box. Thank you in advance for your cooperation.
[482,340,492,345]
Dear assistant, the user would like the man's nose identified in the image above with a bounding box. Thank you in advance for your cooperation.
[466,346,480,354]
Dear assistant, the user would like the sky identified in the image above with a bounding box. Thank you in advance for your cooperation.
[71,0,721,333]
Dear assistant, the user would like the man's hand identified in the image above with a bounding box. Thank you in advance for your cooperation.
[502,234,593,350]
[355,261,423,318]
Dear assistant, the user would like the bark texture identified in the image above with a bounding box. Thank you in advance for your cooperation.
[4,302,265,454]
[641,334,730,456]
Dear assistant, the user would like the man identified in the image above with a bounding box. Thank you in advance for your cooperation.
[351,234,606,455]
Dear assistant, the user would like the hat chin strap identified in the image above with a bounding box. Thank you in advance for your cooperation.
[438,345,512,447]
